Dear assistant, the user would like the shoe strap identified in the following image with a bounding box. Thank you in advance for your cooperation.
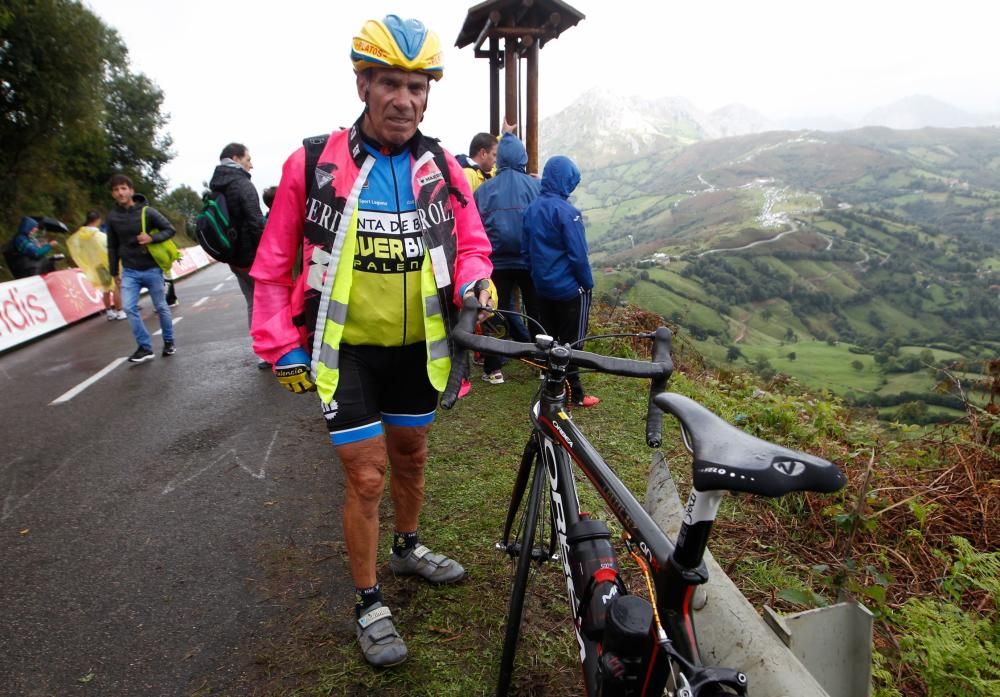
[410,544,431,560]
[358,604,392,629]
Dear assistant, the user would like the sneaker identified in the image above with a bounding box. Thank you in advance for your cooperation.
[168,300,180,308]
[257,359,272,370]
[355,602,408,667]
[571,395,601,408]
[128,347,154,363]
[481,371,505,385]
[162,342,176,357]
[389,544,465,584]
[114,310,127,320]
[105,309,117,321]
[457,378,472,399]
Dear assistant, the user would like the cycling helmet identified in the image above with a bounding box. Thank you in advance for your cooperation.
[351,15,443,81]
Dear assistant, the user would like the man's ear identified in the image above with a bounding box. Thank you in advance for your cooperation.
[355,72,369,102]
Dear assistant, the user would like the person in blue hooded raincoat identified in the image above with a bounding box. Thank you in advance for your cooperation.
[3,217,61,278]
[522,155,600,407]
[473,130,541,384]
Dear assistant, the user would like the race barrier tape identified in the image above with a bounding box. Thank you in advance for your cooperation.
[0,246,215,353]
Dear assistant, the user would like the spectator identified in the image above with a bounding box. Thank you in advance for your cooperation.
[106,173,177,363]
[250,14,493,667]
[209,142,266,367]
[67,210,126,320]
[456,132,497,193]
[523,155,600,407]
[261,186,277,223]
[474,127,541,384]
[3,217,61,278]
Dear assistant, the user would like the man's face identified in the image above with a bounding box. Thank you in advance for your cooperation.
[233,151,253,171]
[111,183,135,207]
[477,143,498,172]
[357,68,429,147]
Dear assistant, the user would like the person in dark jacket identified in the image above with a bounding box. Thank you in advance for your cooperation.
[473,130,541,384]
[106,173,177,363]
[522,155,599,407]
[209,143,265,343]
[3,216,62,278]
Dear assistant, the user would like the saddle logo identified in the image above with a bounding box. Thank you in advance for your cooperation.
[772,459,806,476]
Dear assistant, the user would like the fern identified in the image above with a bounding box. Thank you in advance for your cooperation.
[894,537,1000,696]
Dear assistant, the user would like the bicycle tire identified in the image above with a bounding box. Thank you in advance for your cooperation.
[496,446,547,696]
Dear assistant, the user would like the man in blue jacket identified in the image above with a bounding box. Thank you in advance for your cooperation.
[523,155,600,407]
[474,129,541,384]
[3,217,61,278]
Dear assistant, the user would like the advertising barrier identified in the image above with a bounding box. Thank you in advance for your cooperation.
[0,246,214,353]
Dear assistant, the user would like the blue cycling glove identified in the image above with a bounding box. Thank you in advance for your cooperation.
[274,347,316,394]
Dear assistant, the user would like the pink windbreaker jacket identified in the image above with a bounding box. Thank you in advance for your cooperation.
[250,125,493,367]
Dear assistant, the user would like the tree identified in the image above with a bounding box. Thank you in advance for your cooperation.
[0,0,172,236]
[159,185,202,241]
[851,359,864,372]
[787,352,797,361]
[726,346,743,362]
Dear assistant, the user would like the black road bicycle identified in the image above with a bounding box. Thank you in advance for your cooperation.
[441,298,847,697]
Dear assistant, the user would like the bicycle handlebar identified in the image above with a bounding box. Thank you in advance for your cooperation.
[442,298,674,445]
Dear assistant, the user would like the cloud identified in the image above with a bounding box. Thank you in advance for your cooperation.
[83,0,1000,195]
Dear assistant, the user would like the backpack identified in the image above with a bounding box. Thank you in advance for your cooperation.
[195,191,240,263]
[302,133,467,209]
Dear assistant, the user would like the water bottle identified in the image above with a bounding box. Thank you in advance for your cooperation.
[598,594,654,697]
[566,518,621,640]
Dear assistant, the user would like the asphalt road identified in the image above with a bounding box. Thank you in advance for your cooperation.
[1,264,350,696]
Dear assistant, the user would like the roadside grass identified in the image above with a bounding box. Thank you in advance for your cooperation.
[248,358,669,697]
[231,304,998,696]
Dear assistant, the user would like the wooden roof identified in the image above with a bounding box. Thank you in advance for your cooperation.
[455,0,585,50]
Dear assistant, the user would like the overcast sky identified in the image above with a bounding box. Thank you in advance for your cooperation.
[84,0,1000,196]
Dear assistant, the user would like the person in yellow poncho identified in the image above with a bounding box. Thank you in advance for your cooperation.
[67,210,126,320]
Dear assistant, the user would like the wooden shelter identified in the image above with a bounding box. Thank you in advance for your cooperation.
[455,0,585,174]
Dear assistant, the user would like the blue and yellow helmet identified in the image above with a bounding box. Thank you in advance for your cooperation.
[351,15,443,81]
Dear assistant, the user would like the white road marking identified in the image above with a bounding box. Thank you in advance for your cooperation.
[162,428,277,494]
[153,316,182,335]
[213,282,226,291]
[50,357,128,405]
[193,296,209,307]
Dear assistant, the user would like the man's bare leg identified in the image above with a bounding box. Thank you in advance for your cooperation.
[336,435,389,588]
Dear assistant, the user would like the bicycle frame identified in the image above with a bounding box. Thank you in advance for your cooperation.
[528,381,723,696]
[442,299,840,695]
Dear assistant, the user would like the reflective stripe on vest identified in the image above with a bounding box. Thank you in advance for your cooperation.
[314,206,360,402]
[312,154,374,403]
[421,252,450,391]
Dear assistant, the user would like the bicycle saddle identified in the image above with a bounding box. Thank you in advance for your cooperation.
[654,392,847,497]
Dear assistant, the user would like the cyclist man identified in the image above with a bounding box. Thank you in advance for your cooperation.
[250,15,494,667]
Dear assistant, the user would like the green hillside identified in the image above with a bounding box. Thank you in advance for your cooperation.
[580,127,1000,419]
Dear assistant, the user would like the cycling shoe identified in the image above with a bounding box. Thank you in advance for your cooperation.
[389,544,465,584]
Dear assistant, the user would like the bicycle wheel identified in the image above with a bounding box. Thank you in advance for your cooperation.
[496,444,549,696]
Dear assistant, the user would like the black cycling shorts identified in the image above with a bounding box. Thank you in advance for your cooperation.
[321,342,438,446]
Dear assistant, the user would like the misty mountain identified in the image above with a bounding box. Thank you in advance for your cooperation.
[539,89,774,168]
[859,94,985,130]
[540,91,1000,168]
[536,91,999,406]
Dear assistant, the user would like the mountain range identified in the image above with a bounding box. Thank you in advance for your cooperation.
[540,91,1000,168]
[535,89,999,403]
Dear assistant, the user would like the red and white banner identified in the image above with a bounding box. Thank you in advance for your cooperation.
[0,246,214,353]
